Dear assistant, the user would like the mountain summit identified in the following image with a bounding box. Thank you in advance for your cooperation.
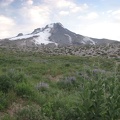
[0,22,119,47]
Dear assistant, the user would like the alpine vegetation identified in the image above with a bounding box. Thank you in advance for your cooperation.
[0,48,119,120]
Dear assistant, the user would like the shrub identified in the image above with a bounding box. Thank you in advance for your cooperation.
[7,69,26,83]
[57,76,77,90]
[0,69,26,93]
[0,91,9,110]
[16,105,50,120]
[0,75,14,93]
[15,83,33,98]
[65,63,70,67]
[41,96,79,120]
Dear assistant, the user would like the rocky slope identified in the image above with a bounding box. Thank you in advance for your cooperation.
[1,43,119,58]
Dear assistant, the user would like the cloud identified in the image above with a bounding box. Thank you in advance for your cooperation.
[0,15,16,38]
[20,5,51,27]
[71,3,88,13]
[76,21,120,40]
[0,0,14,7]
[111,9,120,22]
[78,12,99,20]
[56,0,73,8]
[112,9,120,15]
[59,11,69,16]
[107,10,113,13]
[19,0,89,29]
[44,0,88,13]
[70,6,82,13]
[86,12,99,20]
[25,0,33,5]
[57,1,88,13]
[106,9,120,23]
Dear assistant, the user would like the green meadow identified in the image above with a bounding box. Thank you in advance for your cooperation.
[0,48,120,120]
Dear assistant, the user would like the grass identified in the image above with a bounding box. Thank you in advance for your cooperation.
[0,48,120,120]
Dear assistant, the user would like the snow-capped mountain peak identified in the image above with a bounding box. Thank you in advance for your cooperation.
[1,22,118,47]
[9,23,61,45]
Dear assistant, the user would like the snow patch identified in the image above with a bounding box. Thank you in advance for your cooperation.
[9,34,34,40]
[9,25,57,45]
[65,34,72,44]
[34,28,54,45]
[34,37,54,45]
[81,41,85,44]
[83,37,95,45]
[36,27,51,44]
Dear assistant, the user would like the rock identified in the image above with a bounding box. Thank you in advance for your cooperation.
[17,33,23,37]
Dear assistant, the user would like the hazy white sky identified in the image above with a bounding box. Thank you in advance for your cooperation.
[0,0,120,41]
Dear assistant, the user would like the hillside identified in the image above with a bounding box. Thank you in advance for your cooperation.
[0,48,120,120]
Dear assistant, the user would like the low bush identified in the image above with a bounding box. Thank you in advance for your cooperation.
[6,69,26,83]
[57,76,78,90]
[0,91,9,110]
[15,83,33,98]
[0,69,26,93]
[0,75,14,93]
[16,105,50,120]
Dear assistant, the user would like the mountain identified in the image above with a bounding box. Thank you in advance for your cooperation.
[0,23,119,47]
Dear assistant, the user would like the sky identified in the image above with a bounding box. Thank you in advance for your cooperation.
[0,0,120,41]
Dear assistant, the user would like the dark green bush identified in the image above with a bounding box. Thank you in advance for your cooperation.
[15,83,33,98]
[7,69,26,83]
[65,63,70,67]
[0,91,9,110]
[0,75,14,93]
[0,70,26,93]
